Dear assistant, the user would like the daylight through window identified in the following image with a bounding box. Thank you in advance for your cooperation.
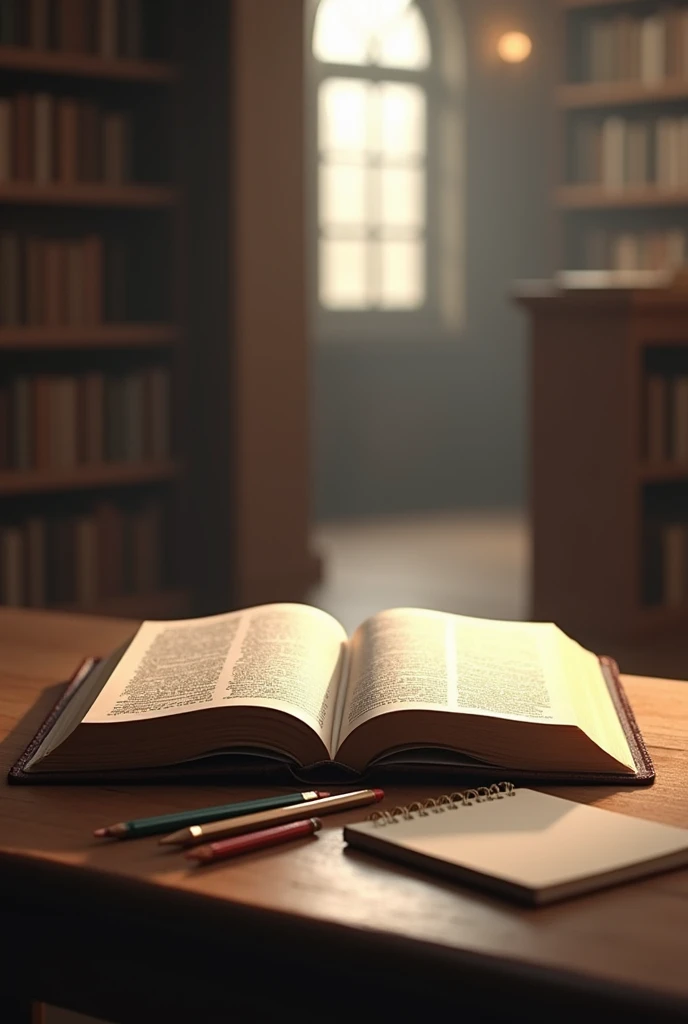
[313,0,431,311]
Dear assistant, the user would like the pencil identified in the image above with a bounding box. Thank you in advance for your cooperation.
[186,818,322,864]
[93,790,331,839]
[160,788,385,846]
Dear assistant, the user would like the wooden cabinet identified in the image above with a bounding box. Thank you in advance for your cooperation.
[517,285,688,643]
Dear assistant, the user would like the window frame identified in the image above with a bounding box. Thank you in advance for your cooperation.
[306,0,465,343]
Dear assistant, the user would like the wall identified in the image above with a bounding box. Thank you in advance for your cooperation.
[311,0,554,520]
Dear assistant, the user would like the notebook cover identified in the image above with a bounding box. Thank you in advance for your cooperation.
[343,788,688,906]
[7,654,655,786]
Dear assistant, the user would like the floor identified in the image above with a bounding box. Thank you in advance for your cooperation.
[308,510,688,681]
[308,510,528,635]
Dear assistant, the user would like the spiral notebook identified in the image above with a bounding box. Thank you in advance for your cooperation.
[343,785,688,906]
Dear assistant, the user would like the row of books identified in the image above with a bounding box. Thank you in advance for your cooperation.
[584,228,687,271]
[645,373,688,464]
[0,231,133,325]
[0,0,143,59]
[0,498,166,607]
[0,92,132,185]
[0,368,171,471]
[572,116,688,188]
[0,232,102,325]
[579,9,688,84]
[645,519,688,607]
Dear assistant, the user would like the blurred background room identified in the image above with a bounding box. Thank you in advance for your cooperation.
[2,0,688,721]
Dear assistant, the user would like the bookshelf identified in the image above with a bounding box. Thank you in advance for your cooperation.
[516,287,688,643]
[516,0,688,643]
[0,43,176,81]
[0,0,318,618]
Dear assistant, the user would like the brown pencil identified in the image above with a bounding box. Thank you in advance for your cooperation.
[159,789,384,847]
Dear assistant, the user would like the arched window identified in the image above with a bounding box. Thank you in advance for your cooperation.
[308,0,465,333]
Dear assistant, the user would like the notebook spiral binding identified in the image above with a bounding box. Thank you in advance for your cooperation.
[369,781,516,826]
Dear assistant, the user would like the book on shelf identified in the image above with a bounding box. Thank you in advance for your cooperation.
[643,371,688,465]
[580,8,688,84]
[572,115,688,190]
[0,366,171,470]
[0,92,133,185]
[0,496,165,607]
[9,604,654,785]
[0,0,143,60]
[0,231,109,326]
[583,228,687,272]
[645,515,688,607]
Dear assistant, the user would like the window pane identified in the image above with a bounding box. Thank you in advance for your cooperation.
[313,0,423,66]
[379,167,424,228]
[320,239,368,308]
[312,0,370,64]
[379,240,424,308]
[319,79,370,155]
[379,83,425,158]
[378,5,430,69]
[320,163,367,227]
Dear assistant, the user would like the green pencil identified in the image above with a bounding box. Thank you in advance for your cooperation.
[93,790,330,840]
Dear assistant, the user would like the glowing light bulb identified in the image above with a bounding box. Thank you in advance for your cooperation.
[497,31,532,64]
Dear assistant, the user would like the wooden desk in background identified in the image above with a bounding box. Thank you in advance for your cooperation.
[1,608,688,1024]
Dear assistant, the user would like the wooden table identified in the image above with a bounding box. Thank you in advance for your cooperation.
[1,609,688,1023]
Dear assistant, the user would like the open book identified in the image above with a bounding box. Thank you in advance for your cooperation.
[13,603,652,783]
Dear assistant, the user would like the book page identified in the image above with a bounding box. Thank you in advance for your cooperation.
[337,609,577,748]
[84,603,347,750]
[556,630,636,771]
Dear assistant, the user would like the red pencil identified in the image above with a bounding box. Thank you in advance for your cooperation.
[186,817,322,864]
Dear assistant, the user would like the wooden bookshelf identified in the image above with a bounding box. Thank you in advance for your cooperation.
[0,324,180,350]
[0,461,181,496]
[558,0,645,9]
[0,183,178,207]
[0,0,318,619]
[638,462,688,483]
[557,79,688,109]
[0,45,177,82]
[516,284,688,642]
[556,185,688,209]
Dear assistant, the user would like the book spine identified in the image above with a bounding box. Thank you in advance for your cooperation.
[75,514,98,606]
[43,239,64,325]
[33,92,54,184]
[66,240,84,324]
[646,374,669,462]
[122,0,141,59]
[26,515,46,607]
[13,94,33,181]
[1,526,25,607]
[0,98,11,182]
[97,0,118,58]
[29,0,50,49]
[602,117,625,189]
[83,371,104,463]
[83,234,103,323]
[12,376,33,470]
[661,523,687,606]
[33,374,52,468]
[0,382,10,470]
[57,98,78,183]
[96,500,123,596]
[0,231,20,326]
[25,236,44,324]
[672,377,688,463]
[148,366,171,460]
